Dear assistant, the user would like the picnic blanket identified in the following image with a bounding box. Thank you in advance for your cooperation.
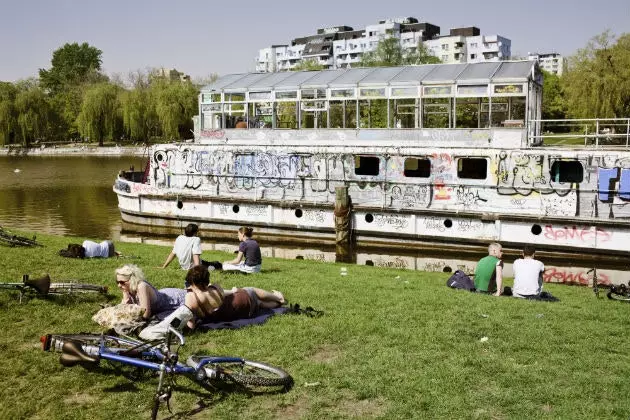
[197,307,289,330]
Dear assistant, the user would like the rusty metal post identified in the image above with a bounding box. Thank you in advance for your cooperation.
[334,186,354,263]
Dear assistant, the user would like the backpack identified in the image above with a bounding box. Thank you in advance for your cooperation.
[446,270,475,291]
[58,243,85,258]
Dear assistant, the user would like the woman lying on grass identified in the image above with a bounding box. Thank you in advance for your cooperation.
[138,265,285,340]
[116,264,186,320]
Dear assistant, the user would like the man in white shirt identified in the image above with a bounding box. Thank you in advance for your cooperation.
[161,224,204,270]
[512,245,545,298]
[82,240,120,258]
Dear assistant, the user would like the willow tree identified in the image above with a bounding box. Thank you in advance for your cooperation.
[563,31,630,118]
[0,82,17,145]
[14,81,51,147]
[121,71,159,142]
[151,78,198,140]
[76,82,122,146]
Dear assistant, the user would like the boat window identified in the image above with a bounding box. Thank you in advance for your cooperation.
[550,161,583,183]
[275,91,298,100]
[225,93,245,102]
[390,99,417,128]
[359,87,386,98]
[423,98,451,128]
[457,158,487,180]
[248,102,273,128]
[455,98,481,129]
[359,99,388,128]
[331,88,355,98]
[404,158,430,178]
[329,100,357,129]
[249,91,271,101]
[301,88,326,99]
[275,102,298,129]
[391,87,418,98]
[354,155,380,176]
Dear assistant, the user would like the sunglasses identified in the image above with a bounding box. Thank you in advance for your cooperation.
[116,280,129,285]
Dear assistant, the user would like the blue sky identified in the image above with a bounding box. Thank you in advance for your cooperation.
[0,0,627,82]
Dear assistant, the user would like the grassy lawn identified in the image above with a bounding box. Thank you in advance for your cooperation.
[0,232,629,419]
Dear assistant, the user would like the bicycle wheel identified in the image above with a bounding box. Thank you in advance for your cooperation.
[42,334,147,356]
[607,289,630,302]
[187,355,292,388]
[48,283,108,295]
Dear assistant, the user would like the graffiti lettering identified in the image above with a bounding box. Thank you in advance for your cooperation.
[200,130,225,138]
[543,225,612,243]
[543,267,610,285]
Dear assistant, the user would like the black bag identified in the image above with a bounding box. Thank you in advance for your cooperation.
[58,243,85,258]
[446,270,475,291]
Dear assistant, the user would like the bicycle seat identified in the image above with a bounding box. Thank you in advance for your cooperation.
[60,341,100,367]
[23,274,51,295]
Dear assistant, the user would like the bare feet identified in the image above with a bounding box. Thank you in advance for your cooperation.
[271,290,285,305]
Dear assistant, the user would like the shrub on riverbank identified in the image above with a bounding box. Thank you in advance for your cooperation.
[0,231,628,419]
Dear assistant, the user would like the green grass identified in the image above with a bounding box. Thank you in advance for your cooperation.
[1,232,629,419]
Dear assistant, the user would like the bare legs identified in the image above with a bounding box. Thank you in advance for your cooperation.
[250,287,285,309]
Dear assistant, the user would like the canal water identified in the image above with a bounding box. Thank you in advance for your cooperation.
[0,155,145,240]
[1,155,627,285]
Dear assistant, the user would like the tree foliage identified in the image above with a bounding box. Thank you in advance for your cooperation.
[360,37,441,67]
[76,82,122,146]
[14,80,51,147]
[291,59,325,71]
[562,31,630,118]
[121,71,159,142]
[0,82,18,145]
[541,70,566,120]
[39,42,105,94]
[151,77,199,140]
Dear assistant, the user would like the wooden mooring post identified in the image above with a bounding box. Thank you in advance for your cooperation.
[334,186,354,263]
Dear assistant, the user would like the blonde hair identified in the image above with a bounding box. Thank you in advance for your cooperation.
[488,242,502,256]
[115,264,145,293]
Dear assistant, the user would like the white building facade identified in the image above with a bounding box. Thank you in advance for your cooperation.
[527,52,566,76]
[256,19,511,72]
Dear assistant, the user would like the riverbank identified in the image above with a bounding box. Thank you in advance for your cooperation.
[1,230,629,419]
[0,144,147,156]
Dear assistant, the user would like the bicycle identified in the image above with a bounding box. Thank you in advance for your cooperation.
[41,327,293,419]
[589,268,630,302]
[0,227,42,247]
[0,274,109,303]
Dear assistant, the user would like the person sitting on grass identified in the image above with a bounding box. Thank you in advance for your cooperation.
[474,242,504,296]
[160,223,221,272]
[222,226,262,273]
[116,264,185,320]
[512,245,545,299]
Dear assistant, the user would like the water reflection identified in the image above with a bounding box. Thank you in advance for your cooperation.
[0,155,145,239]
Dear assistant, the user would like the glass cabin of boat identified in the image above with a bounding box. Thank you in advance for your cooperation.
[198,60,543,140]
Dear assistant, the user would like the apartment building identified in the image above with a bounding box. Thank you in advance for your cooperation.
[425,27,511,64]
[527,52,566,76]
[256,18,510,72]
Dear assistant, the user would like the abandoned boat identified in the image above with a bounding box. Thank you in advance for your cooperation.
[114,60,630,260]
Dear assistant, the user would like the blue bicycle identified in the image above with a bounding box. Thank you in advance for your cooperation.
[41,327,292,419]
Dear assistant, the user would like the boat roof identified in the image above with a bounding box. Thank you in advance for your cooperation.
[203,60,538,92]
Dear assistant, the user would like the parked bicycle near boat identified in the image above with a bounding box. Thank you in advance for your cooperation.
[589,268,630,302]
[41,326,292,419]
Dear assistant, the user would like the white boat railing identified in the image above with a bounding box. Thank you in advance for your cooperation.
[529,118,630,148]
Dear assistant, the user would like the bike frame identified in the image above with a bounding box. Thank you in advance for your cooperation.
[86,330,245,375]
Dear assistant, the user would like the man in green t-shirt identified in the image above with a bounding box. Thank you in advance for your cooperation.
[474,242,504,296]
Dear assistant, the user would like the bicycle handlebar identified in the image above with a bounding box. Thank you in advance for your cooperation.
[168,327,185,346]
